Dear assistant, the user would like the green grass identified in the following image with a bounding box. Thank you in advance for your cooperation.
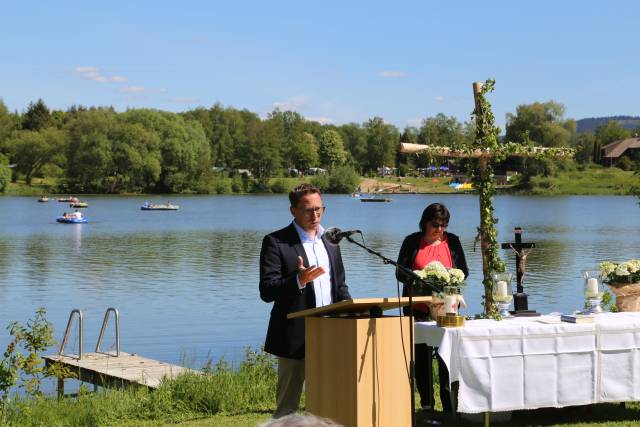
[1,348,277,427]
[524,167,640,195]
[2,354,640,426]
[3,177,60,196]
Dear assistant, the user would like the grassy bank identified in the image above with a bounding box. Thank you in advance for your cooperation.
[520,167,640,195]
[3,350,640,426]
[3,166,640,197]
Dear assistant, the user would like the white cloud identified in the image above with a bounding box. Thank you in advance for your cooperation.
[378,70,407,78]
[75,66,128,84]
[271,95,308,111]
[118,86,146,94]
[75,66,99,74]
[435,96,444,102]
[305,116,334,125]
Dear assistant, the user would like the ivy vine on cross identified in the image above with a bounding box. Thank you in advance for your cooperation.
[400,79,575,315]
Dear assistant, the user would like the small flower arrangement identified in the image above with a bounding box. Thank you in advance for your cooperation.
[599,259,640,285]
[413,260,466,294]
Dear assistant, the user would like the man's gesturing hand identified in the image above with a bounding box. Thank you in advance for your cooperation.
[297,256,326,286]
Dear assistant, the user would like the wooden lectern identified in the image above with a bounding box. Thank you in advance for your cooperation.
[288,296,432,427]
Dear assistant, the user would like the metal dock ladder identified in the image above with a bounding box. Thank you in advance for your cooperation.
[45,307,193,397]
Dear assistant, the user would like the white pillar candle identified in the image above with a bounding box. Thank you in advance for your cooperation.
[495,280,508,298]
[444,295,458,314]
[586,277,598,296]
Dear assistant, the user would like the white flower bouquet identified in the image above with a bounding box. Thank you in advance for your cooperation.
[413,260,466,294]
[599,259,640,285]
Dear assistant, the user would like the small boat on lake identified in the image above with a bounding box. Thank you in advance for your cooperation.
[56,212,87,224]
[360,197,392,203]
[56,217,88,224]
[58,196,79,203]
[70,202,88,208]
[38,196,49,202]
[141,201,180,211]
[359,193,392,203]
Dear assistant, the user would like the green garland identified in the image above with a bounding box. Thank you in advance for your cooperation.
[471,80,505,314]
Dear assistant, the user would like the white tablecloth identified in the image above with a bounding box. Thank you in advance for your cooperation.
[415,312,640,413]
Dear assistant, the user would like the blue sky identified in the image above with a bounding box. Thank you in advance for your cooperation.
[1,0,638,129]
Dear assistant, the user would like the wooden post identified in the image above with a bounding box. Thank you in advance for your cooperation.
[57,377,64,399]
[473,82,494,312]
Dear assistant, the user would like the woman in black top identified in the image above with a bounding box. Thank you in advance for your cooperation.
[396,202,468,413]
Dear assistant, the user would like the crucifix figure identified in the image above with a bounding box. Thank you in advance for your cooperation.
[501,227,537,315]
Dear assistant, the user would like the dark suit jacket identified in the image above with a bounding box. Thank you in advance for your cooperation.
[259,223,351,359]
[396,231,469,316]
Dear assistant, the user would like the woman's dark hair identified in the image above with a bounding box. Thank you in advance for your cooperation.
[419,203,450,234]
[289,183,321,207]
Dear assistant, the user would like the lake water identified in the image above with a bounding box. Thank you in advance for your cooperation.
[1,194,639,372]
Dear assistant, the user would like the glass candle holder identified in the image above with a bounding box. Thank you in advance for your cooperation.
[443,285,460,315]
[491,272,513,317]
[583,270,603,313]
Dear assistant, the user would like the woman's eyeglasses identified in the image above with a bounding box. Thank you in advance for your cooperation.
[430,221,448,229]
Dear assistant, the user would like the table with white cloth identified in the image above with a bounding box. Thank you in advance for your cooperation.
[415,312,640,414]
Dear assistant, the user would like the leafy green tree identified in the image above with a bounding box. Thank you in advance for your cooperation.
[318,129,347,169]
[246,117,283,189]
[363,117,399,173]
[0,153,10,192]
[418,113,466,148]
[575,132,596,164]
[339,123,367,171]
[594,122,630,166]
[327,165,360,193]
[6,128,64,184]
[22,99,52,131]
[595,121,630,146]
[0,100,19,153]
[504,101,576,177]
[65,109,116,192]
[108,121,162,192]
[505,101,576,147]
[289,132,319,171]
[122,109,211,192]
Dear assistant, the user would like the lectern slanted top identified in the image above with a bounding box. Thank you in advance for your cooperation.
[287,296,433,319]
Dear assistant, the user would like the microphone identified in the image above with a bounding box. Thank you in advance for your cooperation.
[324,227,361,245]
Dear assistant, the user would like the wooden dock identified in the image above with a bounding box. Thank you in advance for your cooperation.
[44,352,195,395]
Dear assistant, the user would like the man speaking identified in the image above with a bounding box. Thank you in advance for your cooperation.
[259,183,351,418]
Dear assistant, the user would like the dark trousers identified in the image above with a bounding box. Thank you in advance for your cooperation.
[415,343,451,412]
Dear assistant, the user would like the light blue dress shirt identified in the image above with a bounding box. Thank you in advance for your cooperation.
[292,221,333,308]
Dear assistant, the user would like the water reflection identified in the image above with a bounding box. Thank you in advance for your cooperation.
[0,195,638,369]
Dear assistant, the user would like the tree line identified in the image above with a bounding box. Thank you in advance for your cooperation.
[0,98,638,194]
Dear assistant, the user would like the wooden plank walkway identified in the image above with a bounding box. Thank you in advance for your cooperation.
[43,352,195,392]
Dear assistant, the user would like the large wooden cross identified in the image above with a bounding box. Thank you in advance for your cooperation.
[400,80,574,314]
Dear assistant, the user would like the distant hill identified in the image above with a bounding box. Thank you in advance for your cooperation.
[577,116,640,134]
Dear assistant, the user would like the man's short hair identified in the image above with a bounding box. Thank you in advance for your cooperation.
[289,183,321,208]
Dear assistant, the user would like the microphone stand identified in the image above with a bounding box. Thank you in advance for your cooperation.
[342,235,443,427]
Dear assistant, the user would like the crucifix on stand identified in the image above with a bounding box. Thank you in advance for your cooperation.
[501,227,540,316]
